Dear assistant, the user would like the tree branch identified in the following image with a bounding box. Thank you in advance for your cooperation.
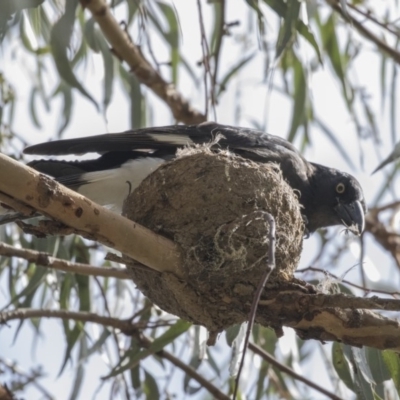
[296,266,400,297]
[137,333,230,400]
[328,0,400,65]
[0,308,143,334]
[0,153,184,277]
[256,290,400,350]
[80,0,206,124]
[0,242,130,280]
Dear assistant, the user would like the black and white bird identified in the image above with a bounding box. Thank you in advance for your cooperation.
[0,122,366,234]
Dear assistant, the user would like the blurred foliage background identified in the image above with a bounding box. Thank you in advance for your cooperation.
[2,0,400,399]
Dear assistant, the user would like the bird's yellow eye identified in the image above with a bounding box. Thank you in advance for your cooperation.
[336,182,345,194]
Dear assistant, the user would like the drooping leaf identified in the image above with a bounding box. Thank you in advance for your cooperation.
[275,0,301,60]
[343,345,376,400]
[382,350,400,396]
[365,348,391,384]
[104,320,191,378]
[155,1,180,84]
[263,0,322,62]
[287,55,307,142]
[52,82,73,136]
[50,0,98,110]
[217,53,255,97]
[332,342,355,391]
[143,369,160,399]
[317,13,352,108]
[0,0,44,42]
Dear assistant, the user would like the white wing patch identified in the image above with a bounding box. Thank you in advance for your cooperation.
[78,157,165,212]
[149,133,194,145]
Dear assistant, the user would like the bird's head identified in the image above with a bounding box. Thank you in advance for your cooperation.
[306,166,366,235]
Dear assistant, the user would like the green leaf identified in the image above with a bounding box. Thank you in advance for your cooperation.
[263,0,322,62]
[144,369,160,399]
[0,0,44,42]
[99,37,114,112]
[129,74,143,129]
[217,53,255,97]
[68,337,86,400]
[58,320,85,376]
[275,0,301,60]
[52,82,72,136]
[382,350,400,396]
[246,0,266,36]
[128,337,142,390]
[225,324,241,347]
[76,274,90,312]
[148,1,180,84]
[296,21,322,64]
[104,320,191,378]
[86,328,111,358]
[332,342,355,391]
[29,87,41,128]
[287,55,307,142]
[365,348,391,384]
[8,264,47,308]
[183,355,202,394]
[50,0,98,110]
[343,345,376,400]
[317,13,352,108]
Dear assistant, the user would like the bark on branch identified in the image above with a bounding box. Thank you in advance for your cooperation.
[80,0,206,124]
[256,289,400,351]
[0,153,183,277]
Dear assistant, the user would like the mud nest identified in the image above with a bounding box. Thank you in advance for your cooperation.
[123,149,305,333]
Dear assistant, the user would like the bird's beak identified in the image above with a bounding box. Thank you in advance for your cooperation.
[334,200,365,236]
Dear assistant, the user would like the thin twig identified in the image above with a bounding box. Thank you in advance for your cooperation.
[0,242,131,280]
[328,0,400,65]
[370,200,400,214]
[0,308,142,334]
[233,212,276,400]
[296,266,400,297]
[249,343,344,400]
[196,0,216,119]
[346,2,400,37]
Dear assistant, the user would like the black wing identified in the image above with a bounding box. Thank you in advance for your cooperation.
[24,122,314,182]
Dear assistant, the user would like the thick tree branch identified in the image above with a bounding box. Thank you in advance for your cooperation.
[256,290,400,350]
[0,153,184,277]
[0,242,130,280]
[80,0,206,124]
